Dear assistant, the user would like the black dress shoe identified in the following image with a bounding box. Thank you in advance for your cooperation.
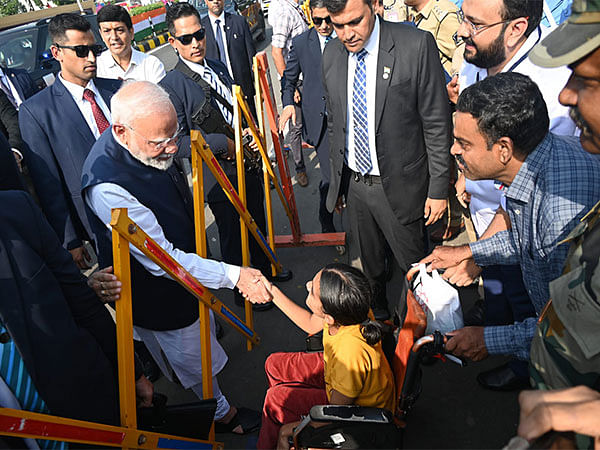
[265,268,293,282]
[476,363,530,391]
[234,291,274,311]
[464,299,485,326]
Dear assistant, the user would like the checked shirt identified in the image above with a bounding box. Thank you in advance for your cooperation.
[469,133,600,360]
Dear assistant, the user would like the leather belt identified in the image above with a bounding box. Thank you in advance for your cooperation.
[352,170,381,185]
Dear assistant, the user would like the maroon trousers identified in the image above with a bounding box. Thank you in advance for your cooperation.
[257,352,328,449]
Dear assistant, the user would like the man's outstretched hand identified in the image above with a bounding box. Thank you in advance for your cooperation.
[407,244,473,280]
[236,267,272,303]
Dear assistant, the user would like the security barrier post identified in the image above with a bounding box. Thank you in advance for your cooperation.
[111,218,137,431]
[190,139,215,439]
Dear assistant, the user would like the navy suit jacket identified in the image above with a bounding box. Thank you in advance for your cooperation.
[2,67,38,102]
[282,28,327,147]
[0,190,118,425]
[201,13,256,103]
[19,76,121,250]
[160,58,242,203]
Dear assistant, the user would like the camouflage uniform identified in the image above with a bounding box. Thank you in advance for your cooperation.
[382,0,461,75]
[530,200,600,391]
[528,3,600,446]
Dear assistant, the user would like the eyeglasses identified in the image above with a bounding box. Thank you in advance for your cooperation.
[124,124,184,152]
[174,28,206,45]
[54,43,104,58]
[457,10,516,36]
[312,16,332,26]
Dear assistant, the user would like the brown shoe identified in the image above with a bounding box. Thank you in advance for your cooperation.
[296,171,308,187]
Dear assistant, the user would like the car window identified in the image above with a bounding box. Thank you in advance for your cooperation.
[0,28,39,72]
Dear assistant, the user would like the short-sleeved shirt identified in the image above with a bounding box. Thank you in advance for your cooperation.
[96,48,166,83]
[269,0,309,61]
[323,323,396,413]
[383,0,460,75]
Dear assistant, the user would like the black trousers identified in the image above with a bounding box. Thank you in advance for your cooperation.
[315,128,334,233]
[347,172,425,317]
[208,169,270,272]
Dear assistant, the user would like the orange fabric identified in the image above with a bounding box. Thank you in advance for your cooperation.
[392,288,427,403]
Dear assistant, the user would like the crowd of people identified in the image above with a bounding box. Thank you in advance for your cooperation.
[0,0,598,448]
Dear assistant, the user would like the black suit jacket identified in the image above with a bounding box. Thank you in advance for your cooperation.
[0,190,118,424]
[202,12,256,108]
[322,19,452,222]
[282,28,327,147]
[19,77,121,250]
[160,58,246,203]
[1,67,38,102]
[201,13,256,104]
[0,132,24,191]
[0,90,24,151]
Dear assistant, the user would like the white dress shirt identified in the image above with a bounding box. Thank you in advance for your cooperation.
[96,48,166,83]
[181,57,234,125]
[0,67,24,108]
[318,30,336,53]
[208,12,234,79]
[345,16,381,176]
[458,24,578,236]
[59,74,112,139]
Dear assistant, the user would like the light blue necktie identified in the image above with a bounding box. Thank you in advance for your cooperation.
[214,19,228,67]
[0,323,67,449]
[352,49,372,175]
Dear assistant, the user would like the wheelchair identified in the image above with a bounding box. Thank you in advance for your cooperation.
[292,281,451,449]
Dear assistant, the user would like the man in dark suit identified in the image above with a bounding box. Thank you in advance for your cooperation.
[0,189,118,425]
[322,0,452,319]
[0,64,38,110]
[201,0,257,118]
[280,0,336,233]
[0,190,152,428]
[19,13,120,269]
[160,3,291,313]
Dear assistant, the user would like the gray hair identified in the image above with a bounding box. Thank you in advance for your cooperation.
[111,81,175,126]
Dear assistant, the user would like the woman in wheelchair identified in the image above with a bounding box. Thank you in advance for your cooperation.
[256,263,396,449]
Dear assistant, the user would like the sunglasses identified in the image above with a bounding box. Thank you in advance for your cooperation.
[174,28,206,45]
[312,16,332,26]
[54,43,104,58]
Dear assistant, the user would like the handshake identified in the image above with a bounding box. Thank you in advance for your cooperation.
[235,267,276,304]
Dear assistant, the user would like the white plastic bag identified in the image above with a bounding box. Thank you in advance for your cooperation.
[413,264,464,335]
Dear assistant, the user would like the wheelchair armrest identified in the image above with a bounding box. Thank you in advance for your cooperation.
[309,405,394,424]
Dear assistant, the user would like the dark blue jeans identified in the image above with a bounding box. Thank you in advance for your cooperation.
[482,264,536,376]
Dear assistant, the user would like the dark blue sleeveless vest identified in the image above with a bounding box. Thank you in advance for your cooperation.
[82,132,199,331]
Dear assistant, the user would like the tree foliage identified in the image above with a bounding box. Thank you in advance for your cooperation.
[0,0,26,17]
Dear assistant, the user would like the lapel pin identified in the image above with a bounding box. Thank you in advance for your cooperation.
[383,66,391,80]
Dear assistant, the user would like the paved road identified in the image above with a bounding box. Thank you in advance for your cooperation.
[149,25,521,449]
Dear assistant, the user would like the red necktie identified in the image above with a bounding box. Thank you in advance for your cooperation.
[83,88,110,135]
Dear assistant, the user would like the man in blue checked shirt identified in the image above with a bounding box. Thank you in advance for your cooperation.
[412,72,600,388]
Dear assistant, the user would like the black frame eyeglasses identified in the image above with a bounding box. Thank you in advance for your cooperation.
[312,16,332,26]
[54,43,104,58]
[174,28,206,45]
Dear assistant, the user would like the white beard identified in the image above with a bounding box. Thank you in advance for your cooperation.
[130,148,174,171]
